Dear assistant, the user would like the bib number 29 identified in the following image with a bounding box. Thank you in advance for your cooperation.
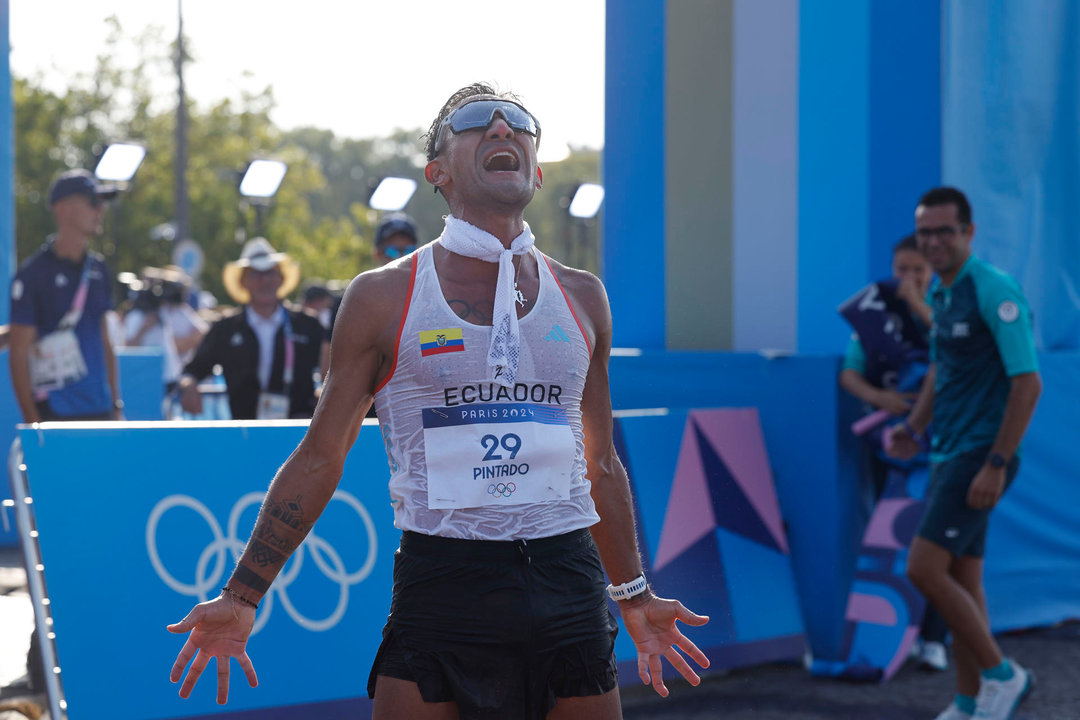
[481,433,522,461]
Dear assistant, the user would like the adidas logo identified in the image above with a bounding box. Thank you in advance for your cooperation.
[543,324,571,343]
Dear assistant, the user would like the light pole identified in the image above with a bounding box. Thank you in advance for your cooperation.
[94,141,146,261]
[238,159,288,238]
[566,183,604,270]
[175,0,190,245]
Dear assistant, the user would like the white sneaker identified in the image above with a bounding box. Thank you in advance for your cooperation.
[919,641,949,671]
[974,661,1034,719]
[933,701,973,720]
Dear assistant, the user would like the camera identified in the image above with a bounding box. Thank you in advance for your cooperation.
[133,277,186,311]
[120,266,190,313]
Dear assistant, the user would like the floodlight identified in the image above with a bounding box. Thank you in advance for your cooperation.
[95,143,146,182]
[238,160,287,198]
[369,177,418,211]
[568,183,605,219]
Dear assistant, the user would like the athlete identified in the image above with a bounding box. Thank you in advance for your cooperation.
[886,187,1041,720]
[168,83,710,719]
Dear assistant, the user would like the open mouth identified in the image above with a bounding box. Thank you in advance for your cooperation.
[483,150,520,172]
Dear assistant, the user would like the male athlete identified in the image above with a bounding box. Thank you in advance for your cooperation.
[168,83,710,719]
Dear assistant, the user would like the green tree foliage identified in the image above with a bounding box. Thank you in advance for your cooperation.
[14,17,601,308]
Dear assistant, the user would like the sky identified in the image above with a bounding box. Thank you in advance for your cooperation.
[9,1,606,161]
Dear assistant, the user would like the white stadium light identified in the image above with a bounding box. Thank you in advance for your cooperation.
[369,177,418,211]
[568,183,605,219]
[239,160,288,198]
[95,142,146,182]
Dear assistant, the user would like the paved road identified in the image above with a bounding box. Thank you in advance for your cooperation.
[2,545,1077,719]
[620,624,1080,719]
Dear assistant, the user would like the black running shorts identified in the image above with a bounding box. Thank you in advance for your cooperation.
[367,528,619,719]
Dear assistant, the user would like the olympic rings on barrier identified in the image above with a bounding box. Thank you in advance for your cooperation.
[146,490,377,634]
[486,482,516,498]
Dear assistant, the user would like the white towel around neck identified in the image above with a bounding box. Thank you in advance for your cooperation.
[436,215,535,387]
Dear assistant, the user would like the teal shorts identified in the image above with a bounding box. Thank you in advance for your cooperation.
[917,444,1019,558]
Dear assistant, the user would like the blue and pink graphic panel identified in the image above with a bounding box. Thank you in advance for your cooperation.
[613,408,805,672]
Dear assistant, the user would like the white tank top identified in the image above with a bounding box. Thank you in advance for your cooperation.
[373,242,600,540]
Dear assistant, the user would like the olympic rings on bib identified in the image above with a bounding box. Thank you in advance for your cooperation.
[487,482,517,498]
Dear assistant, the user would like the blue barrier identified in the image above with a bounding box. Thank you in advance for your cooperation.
[12,351,1079,718]
[0,349,163,548]
[984,351,1080,630]
[614,408,804,672]
[609,351,865,661]
[19,421,388,720]
[608,350,1080,659]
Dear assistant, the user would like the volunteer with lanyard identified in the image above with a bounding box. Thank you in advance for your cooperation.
[178,238,328,420]
[9,169,122,423]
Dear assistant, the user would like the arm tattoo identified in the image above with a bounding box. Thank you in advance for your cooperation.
[269,494,310,531]
[232,494,314,592]
[448,299,493,324]
[232,563,271,594]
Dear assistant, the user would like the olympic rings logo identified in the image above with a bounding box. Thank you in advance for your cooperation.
[487,482,516,498]
[146,491,377,634]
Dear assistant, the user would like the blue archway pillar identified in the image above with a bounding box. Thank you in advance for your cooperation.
[603,0,941,353]
[1,0,13,324]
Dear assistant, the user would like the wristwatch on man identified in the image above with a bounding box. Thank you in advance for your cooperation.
[606,574,649,602]
[986,452,1008,469]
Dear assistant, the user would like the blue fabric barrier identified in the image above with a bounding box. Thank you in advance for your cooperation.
[984,351,1080,630]
[609,351,865,661]
[0,349,162,548]
[613,408,804,673]
[20,422,386,720]
[943,1,1080,350]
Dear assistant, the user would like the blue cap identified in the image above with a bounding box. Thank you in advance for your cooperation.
[48,169,118,206]
[375,213,418,248]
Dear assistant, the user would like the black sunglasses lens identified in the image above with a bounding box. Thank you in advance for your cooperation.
[449,101,538,136]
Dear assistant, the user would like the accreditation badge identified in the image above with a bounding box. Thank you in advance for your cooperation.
[30,329,89,393]
[422,403,575,509]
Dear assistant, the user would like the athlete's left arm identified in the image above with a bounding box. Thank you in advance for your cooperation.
[561,266,710,697]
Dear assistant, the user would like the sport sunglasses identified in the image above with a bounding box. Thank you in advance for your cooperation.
[382,244,417,260]
[434,99,541,155]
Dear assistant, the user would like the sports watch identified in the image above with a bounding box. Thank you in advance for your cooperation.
[987,452,1008,469]
[606,574,649,602]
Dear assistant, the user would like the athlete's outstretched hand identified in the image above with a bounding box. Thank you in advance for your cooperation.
[619,592,710,697]
[168,595,258,704]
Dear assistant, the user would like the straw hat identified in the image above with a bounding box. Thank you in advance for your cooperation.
[222,237,301,304]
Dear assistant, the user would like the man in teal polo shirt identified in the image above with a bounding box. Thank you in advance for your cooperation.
[887,187,1041,720]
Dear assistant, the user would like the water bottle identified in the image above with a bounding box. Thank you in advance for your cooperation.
[208,365,232,420]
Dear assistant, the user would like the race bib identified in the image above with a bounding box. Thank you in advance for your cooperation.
[256,392,290,420]
[31,329,88,393]
[423,403,575,510]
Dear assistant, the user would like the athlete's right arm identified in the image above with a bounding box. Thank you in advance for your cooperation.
[8,324,41,423]
[167,262,412,704]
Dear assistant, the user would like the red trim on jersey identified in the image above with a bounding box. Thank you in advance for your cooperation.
[374,254,418,394]
[542,253,593,358]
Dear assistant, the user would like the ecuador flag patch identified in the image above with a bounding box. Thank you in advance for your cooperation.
[419,328,465,357]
